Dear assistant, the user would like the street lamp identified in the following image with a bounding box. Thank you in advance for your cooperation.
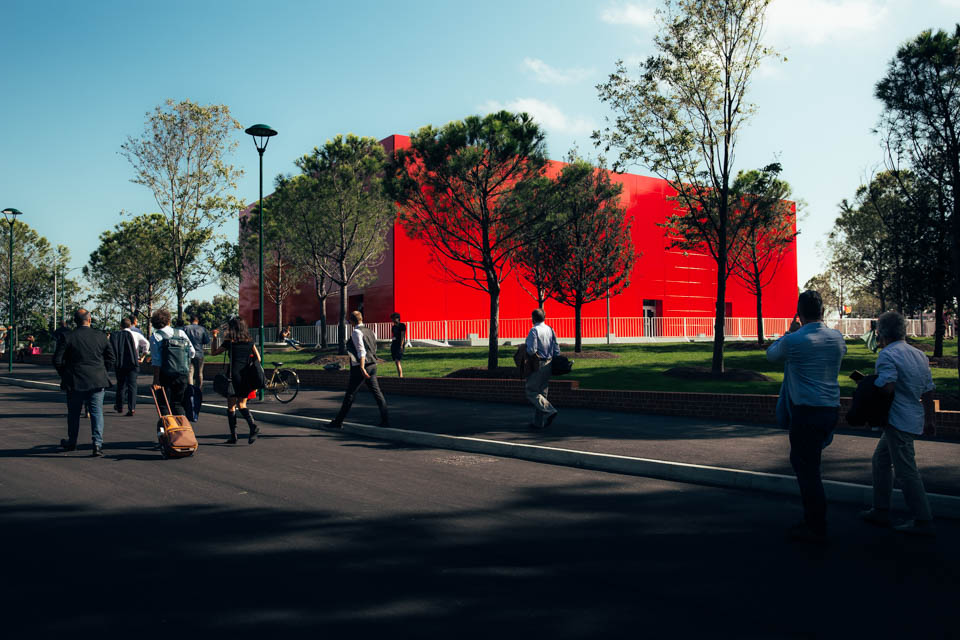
[244,124,277,401]
[2,207,23,373]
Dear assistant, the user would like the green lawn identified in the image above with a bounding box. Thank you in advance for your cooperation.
[260,338,959,396]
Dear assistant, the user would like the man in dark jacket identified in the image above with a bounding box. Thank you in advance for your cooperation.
[110,317,143,416]
[54,308,115,456]
[329,310,388,429]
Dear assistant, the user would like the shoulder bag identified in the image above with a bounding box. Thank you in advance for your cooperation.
[212,343,235,398]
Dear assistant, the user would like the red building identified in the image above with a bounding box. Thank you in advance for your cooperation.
[240,134,798,340]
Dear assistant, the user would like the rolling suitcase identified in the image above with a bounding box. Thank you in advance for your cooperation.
[151,386,199,459]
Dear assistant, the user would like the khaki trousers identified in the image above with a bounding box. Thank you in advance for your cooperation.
[872,425,932,521]
[525,362,557,428]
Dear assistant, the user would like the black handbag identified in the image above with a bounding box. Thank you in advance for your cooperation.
[244,354,266,390]
[212,347,234,398]
[551,355,573,376]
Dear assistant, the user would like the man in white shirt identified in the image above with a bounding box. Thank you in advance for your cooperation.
[860,311,936,536]
[329,310,389,429]
[525,308,561,431]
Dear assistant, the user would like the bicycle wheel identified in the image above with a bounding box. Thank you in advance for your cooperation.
[272,369,300,403]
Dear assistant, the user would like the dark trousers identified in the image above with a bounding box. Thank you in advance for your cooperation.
[333,364,388,425]
[158,372,188,416]
[115,367,138,412]
[788,405,839,535]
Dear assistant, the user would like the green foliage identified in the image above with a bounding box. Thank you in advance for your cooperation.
[84,213,177,327]
[120,99,244,319]
[0,221,81,345]
[212,240,242,298]
[387,110,549,369]
[729,163,797,343]
[288,135,395,353]
[242,178,305,329]
[184,294,237,331]
[594,0,779,373]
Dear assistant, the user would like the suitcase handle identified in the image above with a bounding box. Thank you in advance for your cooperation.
[150,385,174,418]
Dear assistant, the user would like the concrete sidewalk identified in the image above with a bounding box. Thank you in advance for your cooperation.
[7,362,960,498]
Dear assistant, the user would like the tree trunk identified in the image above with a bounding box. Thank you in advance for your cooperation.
[934,288,945,358]
[486,280,500,371]
[176,278,184,326]
[574,299,583,353]
[755,280,764,346]
[337,282,348,355]
[316,277,329,349]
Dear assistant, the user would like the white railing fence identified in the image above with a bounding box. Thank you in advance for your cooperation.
[243,316,937,345]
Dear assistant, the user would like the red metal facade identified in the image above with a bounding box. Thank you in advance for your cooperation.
[240,134,798,328]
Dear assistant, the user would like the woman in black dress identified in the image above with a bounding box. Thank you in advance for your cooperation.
[210,317,262,444]
[390,312,406,378]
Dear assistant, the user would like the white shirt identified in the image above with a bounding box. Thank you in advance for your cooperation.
[526,322,560,360]
[351,323,366,365]
[874,340,935,435]
[125,326,149,357]
[149,325,197,364]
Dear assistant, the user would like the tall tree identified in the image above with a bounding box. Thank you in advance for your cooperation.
[294,135,395,354]
[387,111,549,370]
[84,214,177,335]
[595,0,779,374]
[212,240,242,299]
[1,220,73,345]
[502,176,561,308]
[242,180,305,330]
[120,99,244,320]
[728,164,798,344]
[281,174,337,349]
[543,160,635,352]
[876,26,960,372]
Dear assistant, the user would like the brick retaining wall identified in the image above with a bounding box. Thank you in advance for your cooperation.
[201,361,960,439]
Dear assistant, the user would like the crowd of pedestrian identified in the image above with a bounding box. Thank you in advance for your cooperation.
[42,293,939,541]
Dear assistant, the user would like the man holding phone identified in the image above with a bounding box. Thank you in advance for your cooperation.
[767,290,847,543]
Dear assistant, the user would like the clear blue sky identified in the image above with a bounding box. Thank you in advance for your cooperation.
[2,0,958,304]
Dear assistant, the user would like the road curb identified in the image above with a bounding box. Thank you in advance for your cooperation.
[5,375,960,519]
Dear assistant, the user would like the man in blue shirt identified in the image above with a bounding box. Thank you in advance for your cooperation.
[182,315,212,387]
[767,290,846,543]
[525,308,561,430]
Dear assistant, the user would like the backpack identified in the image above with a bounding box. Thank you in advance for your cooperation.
[160,329,191,378]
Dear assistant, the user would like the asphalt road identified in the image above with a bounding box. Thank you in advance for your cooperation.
[2,385,960,637]
[8,363,960,496]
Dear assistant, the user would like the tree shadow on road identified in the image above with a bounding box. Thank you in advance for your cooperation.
[2,478,958,637]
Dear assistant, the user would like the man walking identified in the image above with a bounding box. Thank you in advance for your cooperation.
[54,308,116,456]
[860,311,936,536]
[767,290,846,543]
[182,315,211,388]
[110,317,147,416]
[149,309,195,416]
[329,310,389,429]
[525,308,560,431]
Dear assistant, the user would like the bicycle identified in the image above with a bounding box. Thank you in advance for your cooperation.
[264,361,300,403]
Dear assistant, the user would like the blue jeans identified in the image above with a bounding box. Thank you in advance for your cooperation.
[66,389,105,447]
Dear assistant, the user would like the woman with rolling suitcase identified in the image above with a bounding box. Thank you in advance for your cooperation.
[210,317,263,444]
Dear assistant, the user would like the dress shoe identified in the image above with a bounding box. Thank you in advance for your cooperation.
[60,439,77,452]
[225,434,238,444]
[787,522,827,545]
[125,410,135,417]
[91,445,104,457]
[859,508,891,527]
[114,406,123,414]
[893,519,936,537]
